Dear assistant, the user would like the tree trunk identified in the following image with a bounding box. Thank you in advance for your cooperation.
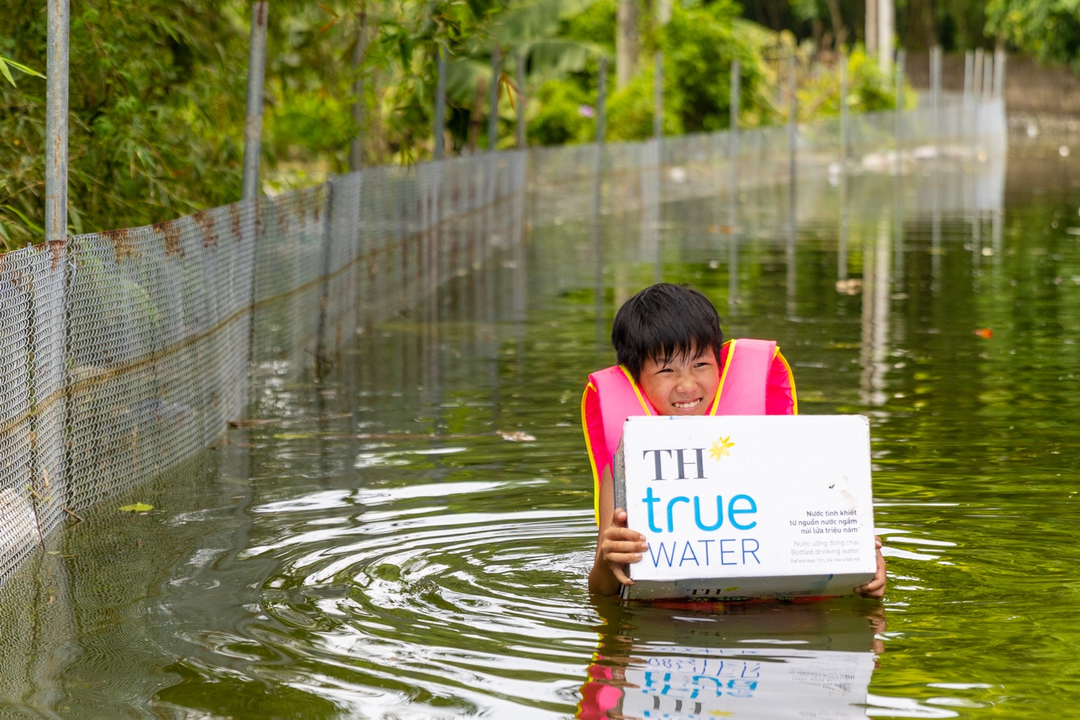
[878,0,893,72]
[824,0,843,48]
[656,0,671,27]
[866,0,877,57]
[616,0,638,90]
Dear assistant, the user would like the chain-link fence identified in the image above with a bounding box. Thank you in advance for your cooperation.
[0,94,1003,590]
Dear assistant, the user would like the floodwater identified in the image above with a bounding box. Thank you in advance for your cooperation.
[3,134,1080,719]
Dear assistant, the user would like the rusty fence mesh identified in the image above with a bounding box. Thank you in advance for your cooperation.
[0,95,1004,589]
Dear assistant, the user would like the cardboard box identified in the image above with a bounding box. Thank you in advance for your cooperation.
[613,415,877,601]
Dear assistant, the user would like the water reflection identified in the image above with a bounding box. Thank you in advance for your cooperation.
[861,215,893,407]
[580,602,885,719]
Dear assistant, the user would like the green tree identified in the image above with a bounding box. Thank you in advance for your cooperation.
[986,0,1080,68]
[606,3,775,141]
[0,0,251,247]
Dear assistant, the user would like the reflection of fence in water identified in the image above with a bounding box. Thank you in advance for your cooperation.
[0,93,1004,592]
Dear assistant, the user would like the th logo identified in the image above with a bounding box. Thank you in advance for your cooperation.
[642,448,707,481]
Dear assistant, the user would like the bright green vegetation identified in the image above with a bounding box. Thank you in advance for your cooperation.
[0,0,1073,249]
[0,0,904,250]
[986,0,1080,69]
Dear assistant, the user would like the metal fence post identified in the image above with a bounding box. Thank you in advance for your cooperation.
[45,0,69,242]
[241,2,268,201]
[963,49,973,124]
[839,53,849,163]
[728,59,740,310]
[489,46,501,152]
[963,50,973,99]
[597,57,607,144]
[729,59,740,139]
[973,48,984,99]
[894,48,905,159]
[435,43,447,160]
[992,48,1005,100]
[591,58,607,347]
[836,50,850,293]
[786,54,797,311]
[653,51,663,138]
[931,46,941,147]
[930,44,942,289]
[516,52,526,148]
[894,48,905,282]
[788,55,797,186]
[349,6,368,172]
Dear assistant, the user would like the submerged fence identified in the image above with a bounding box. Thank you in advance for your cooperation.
[0,91,1005,590]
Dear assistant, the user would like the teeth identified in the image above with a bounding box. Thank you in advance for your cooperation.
[673,400,700,408]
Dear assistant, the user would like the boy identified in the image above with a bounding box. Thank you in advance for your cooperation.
[582,283,886,598]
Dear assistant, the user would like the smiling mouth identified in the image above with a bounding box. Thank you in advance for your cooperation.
[672,399,701,410]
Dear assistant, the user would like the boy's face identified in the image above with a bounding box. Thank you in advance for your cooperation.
[638,347,720,416]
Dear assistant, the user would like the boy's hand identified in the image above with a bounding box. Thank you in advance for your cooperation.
[854,536,887,599]
[599,509,648,586]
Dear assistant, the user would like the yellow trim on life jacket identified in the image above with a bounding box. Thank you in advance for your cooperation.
[581,381,602,524]
[774,346,799,415]
[618,365,654,415]
[711,339,736,415]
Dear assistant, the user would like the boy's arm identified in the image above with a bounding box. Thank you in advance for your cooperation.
[589,466,649,596]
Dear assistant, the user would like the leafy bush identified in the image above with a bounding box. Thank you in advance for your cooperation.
[0,1,251,247]
[603,2,774,142]
[797,46,911,118]
[605,64,682,141]
[528,79,595,146]
[661,1,769,133]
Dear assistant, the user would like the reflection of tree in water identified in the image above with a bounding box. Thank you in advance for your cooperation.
[579,599,886,720]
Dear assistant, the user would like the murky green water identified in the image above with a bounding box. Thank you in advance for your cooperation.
[4,135,1080,718]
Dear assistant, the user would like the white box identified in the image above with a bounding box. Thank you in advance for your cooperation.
[613,415,877,601]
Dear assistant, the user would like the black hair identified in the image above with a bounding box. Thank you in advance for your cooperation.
[611,283,724,380]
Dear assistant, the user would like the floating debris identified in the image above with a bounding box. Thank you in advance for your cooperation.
[497,431,536,442]
[835,279,863,295]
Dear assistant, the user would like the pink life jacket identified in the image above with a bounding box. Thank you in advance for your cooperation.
[581,339,797,524]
